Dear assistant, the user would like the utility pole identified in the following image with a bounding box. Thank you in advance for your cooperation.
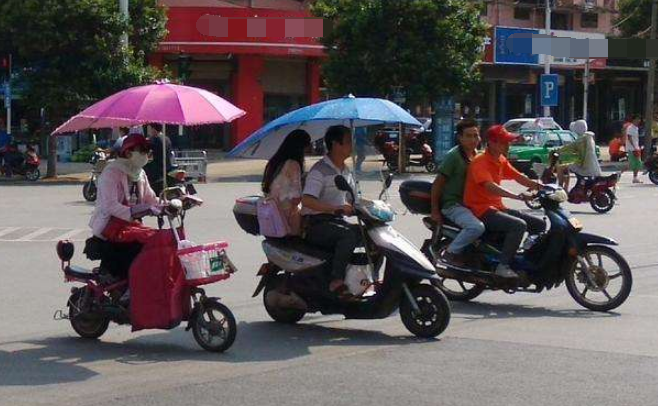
[113,0,129,142]
[119,0,129,50]
[644,0,658,159]
[583,58,590,121]
[543,0,552,118]
[3,54,10,136]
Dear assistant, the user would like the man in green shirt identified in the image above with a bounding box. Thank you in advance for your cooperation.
[431,119,485,268]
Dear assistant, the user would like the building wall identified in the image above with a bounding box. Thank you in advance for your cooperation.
[159,0,311,10]
[152,1,324,149]
[485,0,617,34]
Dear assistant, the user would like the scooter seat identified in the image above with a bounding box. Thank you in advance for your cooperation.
[265,237,333,260]
[64,265,98,281]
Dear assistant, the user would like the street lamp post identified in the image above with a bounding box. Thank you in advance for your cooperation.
[644,0,658,159]
[583,58,590,121]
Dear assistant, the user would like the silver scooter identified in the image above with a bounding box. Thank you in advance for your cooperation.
[233,175,451,338]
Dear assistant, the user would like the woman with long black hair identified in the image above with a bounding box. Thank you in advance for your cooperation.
[262,129,312,236]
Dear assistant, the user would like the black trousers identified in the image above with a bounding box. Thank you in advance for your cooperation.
[481,209,545,265]
[85,237,142,280]
[305,215,361,280]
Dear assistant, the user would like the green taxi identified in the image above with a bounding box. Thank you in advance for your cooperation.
[508,129,600,176]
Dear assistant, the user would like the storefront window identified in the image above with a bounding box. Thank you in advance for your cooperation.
[264,94,306,123]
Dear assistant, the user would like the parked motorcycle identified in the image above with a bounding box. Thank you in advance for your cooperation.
[55,186,238,352]
[399,180,632,312]
[0,145,40,181]
[643,153,658,185]
[233,175,451,338]
[525,151,618,213]
[82,149,109,202]
[374,132,436,173]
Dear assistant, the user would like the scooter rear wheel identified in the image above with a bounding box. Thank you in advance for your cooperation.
[191,299,237,353]
[400,284,451,338]
[68,289,110,339]
[589,190,615,213]
[263,283,306,324]
[433,278,485,302]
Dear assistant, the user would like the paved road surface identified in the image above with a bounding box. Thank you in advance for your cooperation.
[1,174,657,406]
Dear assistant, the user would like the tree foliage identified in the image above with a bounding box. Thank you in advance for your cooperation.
[0,0,167,124]
[311,0,488,103]
[0,0,167,176]
[616,0,654,38]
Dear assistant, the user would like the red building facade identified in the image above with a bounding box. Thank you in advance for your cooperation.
[152,0,324,149]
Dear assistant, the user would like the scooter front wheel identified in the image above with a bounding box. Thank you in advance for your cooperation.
[82,180,97,202]
[191,299,237,353]
[400,284,451,338]
[565,246,632,312]
[26,168,40,182]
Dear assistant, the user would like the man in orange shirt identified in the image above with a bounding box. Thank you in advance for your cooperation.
[464,125,545,278]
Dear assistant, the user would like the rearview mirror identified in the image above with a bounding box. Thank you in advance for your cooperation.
[334,175,353,193]
[384,173,393,190]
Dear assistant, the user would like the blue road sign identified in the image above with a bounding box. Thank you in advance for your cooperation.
[494,27,539,65]
[540,74,559,107]
[432,97,455,163]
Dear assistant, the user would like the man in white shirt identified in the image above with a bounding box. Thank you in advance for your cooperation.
[625,115,643,183]
[302,125,360,301]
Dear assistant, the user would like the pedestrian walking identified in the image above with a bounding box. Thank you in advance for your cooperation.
[625,114,643,183]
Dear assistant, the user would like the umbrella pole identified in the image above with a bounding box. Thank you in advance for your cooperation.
[162,124,167,192]
[350,119,360,197]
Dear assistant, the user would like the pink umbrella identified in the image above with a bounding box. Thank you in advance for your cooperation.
[52,82,246,134]
[51,82,246,191]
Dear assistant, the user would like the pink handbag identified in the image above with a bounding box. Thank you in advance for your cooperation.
[257,197,290,238]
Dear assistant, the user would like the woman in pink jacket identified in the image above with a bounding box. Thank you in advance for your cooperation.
[88,132,160,280]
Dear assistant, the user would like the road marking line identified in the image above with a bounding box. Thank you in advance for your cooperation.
[51,229,87,241]
[15,228,54,241]
[0,227,20,237]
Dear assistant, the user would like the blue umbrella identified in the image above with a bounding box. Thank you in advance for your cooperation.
[228,95,421,159]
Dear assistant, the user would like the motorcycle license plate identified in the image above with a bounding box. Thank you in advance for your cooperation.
[568,217,583,230]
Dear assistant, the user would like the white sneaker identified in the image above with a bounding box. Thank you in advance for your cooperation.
[495,264,518,278]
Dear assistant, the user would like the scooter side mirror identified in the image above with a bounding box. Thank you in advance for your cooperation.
[384,173,393,190]
[335,175,353,194]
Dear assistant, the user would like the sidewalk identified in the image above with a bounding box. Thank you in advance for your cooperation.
[0,146,626,185]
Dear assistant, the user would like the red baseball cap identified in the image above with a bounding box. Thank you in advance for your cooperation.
[486,125,518,144]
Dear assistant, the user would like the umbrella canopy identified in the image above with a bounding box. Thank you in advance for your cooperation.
[52,82,246,135]
[228,96,421,159]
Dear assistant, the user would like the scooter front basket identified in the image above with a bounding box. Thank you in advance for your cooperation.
[178,242,234,287]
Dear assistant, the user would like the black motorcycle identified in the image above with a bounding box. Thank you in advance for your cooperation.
[399,181,633,312]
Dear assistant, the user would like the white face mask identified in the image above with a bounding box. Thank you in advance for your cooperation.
[129,151,149,168]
